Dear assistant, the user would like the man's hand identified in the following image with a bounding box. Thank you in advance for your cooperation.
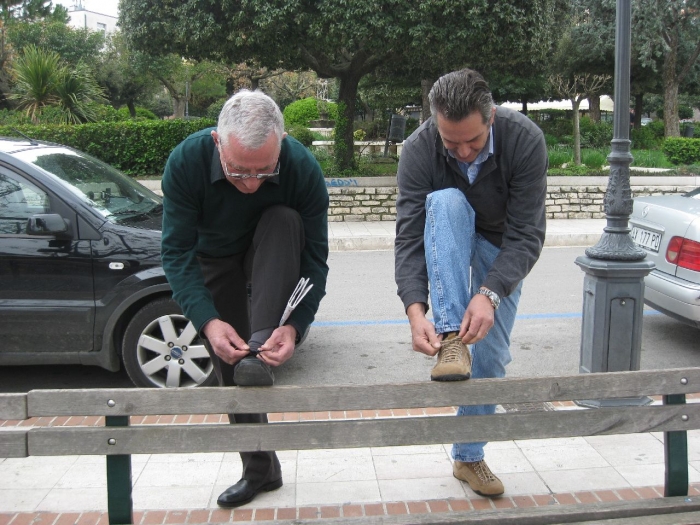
[257,324,297,366]
[459,294,495,344]
[202,319,250,365]
[407,303,442,356]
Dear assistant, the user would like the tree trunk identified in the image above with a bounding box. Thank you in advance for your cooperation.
[633,94,644,129]
[573,99,582,166]
[421,78,432,123]
[172,96,185,119]
[334,74,360,172]
[127,101,136,118]
[588,95,601,123]
[521,101,528,115]
[663,39,680,137]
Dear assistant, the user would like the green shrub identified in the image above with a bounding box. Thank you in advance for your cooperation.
[679,105,694,120]
[548,146,573,168]
[547,164,594,176]
[662,138,700,165]
[206,98,227,120]
[581,149,607,169]
[653,106,691,120]
[543,133,559,148]
[116,107,158,120]
[355,119,385,140]
[631,125,661,150]
[646,120,665,140]
[579,117,613,149]
[286,124,315,147]
[537,118,574,141]
[353,128,366,141]
[283,97,339,127]
[0,118,216,175]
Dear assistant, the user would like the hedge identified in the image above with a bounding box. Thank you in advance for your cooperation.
[662,137,700,165]
[0,118,216,176]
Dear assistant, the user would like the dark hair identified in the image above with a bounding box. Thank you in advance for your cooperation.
[428,69,494,124]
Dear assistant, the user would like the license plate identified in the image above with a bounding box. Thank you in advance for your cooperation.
[630,226,661,252]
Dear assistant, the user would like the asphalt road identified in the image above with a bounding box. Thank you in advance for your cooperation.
[1,247,697,392]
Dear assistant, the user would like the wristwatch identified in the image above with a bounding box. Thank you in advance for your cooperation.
[477,287,501,310]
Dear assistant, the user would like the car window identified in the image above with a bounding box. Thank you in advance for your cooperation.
[0,172,49,235]
[13,147,162,224]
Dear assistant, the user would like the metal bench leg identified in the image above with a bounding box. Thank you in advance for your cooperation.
[106,415,133,524]
[664,394,688,497]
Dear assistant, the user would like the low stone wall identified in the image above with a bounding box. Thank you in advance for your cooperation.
[327,186,398,222]
[324,176,699,221]
[140,175,698,222]
[546,185,693,219]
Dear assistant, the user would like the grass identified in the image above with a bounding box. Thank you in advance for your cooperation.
[547,147,674,170]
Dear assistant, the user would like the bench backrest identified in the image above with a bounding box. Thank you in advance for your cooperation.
[3,368,699,525]
[2,367,698,458]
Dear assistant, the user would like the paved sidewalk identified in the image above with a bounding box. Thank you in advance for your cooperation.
[1,399,699,523]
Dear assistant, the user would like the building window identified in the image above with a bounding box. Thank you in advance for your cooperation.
[97,22,107,31]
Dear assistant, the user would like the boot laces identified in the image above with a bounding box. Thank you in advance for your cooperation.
[473,460,497,483]
[440,337,465,363]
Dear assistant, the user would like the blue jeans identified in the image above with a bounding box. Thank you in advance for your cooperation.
[425,188,522,463]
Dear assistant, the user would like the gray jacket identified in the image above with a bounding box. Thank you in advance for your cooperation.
[394,106,547,311]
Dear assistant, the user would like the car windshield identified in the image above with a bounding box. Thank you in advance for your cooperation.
[13,146,162,223]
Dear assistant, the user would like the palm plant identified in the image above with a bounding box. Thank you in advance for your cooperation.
[11,44,106,123]
[53,62,107,124]
[10,44,61,123]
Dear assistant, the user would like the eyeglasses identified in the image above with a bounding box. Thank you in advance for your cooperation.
[222,160,280,180]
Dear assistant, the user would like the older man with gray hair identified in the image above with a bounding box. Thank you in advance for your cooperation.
[394,69,547,497]
[161,89,329,507]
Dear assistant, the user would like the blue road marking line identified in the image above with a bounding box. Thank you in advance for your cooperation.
[314,310,662,328]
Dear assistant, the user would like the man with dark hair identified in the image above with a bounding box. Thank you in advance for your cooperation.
[394,69,547,497]
[161,89,329,507]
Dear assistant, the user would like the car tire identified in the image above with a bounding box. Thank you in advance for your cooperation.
[122,297,216,388]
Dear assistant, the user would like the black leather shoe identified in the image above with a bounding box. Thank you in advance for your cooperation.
[216,477,283,508]
[233,355,274,386]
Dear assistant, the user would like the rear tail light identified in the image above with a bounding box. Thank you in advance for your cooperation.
[666,236,700,272]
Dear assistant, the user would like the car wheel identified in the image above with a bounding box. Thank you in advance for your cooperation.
[122,297,216,388]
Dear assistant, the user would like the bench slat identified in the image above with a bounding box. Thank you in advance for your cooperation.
[0,393,28,420]
[0,430,28,458]
[27,403,700,456]
[26,367,700,417]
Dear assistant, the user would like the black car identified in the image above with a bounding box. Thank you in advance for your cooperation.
[0,136,215,388]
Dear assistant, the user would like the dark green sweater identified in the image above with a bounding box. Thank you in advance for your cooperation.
[161,128,329,336]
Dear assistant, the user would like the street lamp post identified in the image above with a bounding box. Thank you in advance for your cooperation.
[575,0,655,407]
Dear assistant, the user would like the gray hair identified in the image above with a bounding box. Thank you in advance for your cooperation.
[217,89,285,150]
[429,69,494,124]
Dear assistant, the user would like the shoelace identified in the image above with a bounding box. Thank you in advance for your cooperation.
[440,338,466,363]
[473,460,498,483]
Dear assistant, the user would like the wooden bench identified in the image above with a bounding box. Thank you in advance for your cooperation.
[2,367,700,524]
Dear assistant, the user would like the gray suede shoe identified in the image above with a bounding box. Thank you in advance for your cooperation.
[233,355,274,386]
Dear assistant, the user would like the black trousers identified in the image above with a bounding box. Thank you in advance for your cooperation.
[198,205,304,484]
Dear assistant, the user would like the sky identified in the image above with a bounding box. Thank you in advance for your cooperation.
[53,0,119,18]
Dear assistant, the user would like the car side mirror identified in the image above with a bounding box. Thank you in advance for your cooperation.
[26,214,72,238]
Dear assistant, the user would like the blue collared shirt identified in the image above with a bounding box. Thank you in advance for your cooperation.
[450,127,494,184]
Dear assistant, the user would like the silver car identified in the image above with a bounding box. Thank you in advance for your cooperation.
[630,188,700,328]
